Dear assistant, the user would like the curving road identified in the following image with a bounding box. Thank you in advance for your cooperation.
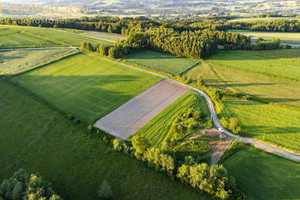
[3,46,300,162]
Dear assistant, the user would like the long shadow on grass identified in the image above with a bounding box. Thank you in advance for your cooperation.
[12,74,147,123]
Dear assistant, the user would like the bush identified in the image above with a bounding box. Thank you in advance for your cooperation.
[228,118,242,134]
[113,138,123,151]
[87,125,94,133]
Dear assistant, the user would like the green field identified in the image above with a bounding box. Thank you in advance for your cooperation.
[229,29,300,45]
[208,50,300,81]
[0,80,210,200]
[12,53,161,123]
[223,147,300,200]
[220,100,300,152]
[125,50,199,75]
[80,30,127,41]
[0,48,77,76]
[240,48,300,62]
[185,60,300,108]
[0,25,112,48]
[134,91,211,146]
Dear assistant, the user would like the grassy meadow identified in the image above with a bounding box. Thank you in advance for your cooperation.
[208,50,300,81]
[229,29,300,45]
[12,53,161,123]
[185,60,300,108]
[80,30,127,41]
[240,48,300,62]
[125,50,199,75]
[0,25,112,48]
[0,48,77,76]
[223,147,300,200]
[220,100,300,152]
[134,91,211,146]
[0,80,210,200]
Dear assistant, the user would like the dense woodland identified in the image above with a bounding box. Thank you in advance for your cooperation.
[2,16,294,58]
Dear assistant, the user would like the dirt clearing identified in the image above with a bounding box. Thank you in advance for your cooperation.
[94,79,189,139]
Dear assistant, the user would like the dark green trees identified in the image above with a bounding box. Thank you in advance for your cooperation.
[0,169,61,200]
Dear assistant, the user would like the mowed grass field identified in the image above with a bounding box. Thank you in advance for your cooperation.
[208,50,300,81]
[229,29,300,45]
[185,59,300,108]
[80,30,127,41]
[0,25,112,48]
[134,91,211,146]
[241,48,300,62]
[223,147,300,200]
[220,101,300,152]
[12,53,161,123]
[0,80,210,200]
[125,50,199,75]
[0,48,77,76]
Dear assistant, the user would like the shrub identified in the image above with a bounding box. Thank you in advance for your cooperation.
[228,118,242,134]
[112,138,123,151]
[87,125,94,133]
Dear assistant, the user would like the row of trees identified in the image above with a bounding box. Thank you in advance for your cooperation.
[0,169,61,200]
[112,135,239,199]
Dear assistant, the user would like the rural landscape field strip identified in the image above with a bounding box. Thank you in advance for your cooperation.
[0,25,112,48]
[0,80,209,200]
[223,148,300,200]
[134,90,210,146]
[125,50,199,75]
[94,80,189,139]
[0,48,77,75]
[12,53,161,123]
[208,50,300,81]
[186,60,300,108]
[75,48,300,161]
[220,100,300,152]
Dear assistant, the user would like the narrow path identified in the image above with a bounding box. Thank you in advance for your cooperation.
[73,48,300,162]
[2,46,300,162]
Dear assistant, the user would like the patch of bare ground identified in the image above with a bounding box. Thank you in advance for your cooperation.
[94,79,189,139]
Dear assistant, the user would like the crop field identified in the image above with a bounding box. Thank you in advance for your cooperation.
[0,48,77,76]
[229,29,300,45]
[220,100,300,152]
[94,80,188,139]
[223,147,300,200]
[0,80,209,200]
[80,30,127,41]
[185,61,300,108]
[125,50,199,75]
[12,53,161,123]
[208,50,300,81]
[134,91,211,146]
[0,25,112,48]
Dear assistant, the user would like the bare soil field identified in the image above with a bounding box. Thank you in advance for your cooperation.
[94,79,189,139]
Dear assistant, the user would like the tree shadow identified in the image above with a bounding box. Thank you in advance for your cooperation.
[13,74,152,123]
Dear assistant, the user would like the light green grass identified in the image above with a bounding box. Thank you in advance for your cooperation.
[220,101,300,152]
[12,53,161,123]
[0,48,77,76]
[228,29,300,45]
[0,80,209,200]
[240,48,300,62]
[80,30,127,41]
[0,25,112,48]
[125,50,199,75]
[185,61,300,107]
[134,91,210,146]
[223,147,300,200]
[208,50,300,81]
